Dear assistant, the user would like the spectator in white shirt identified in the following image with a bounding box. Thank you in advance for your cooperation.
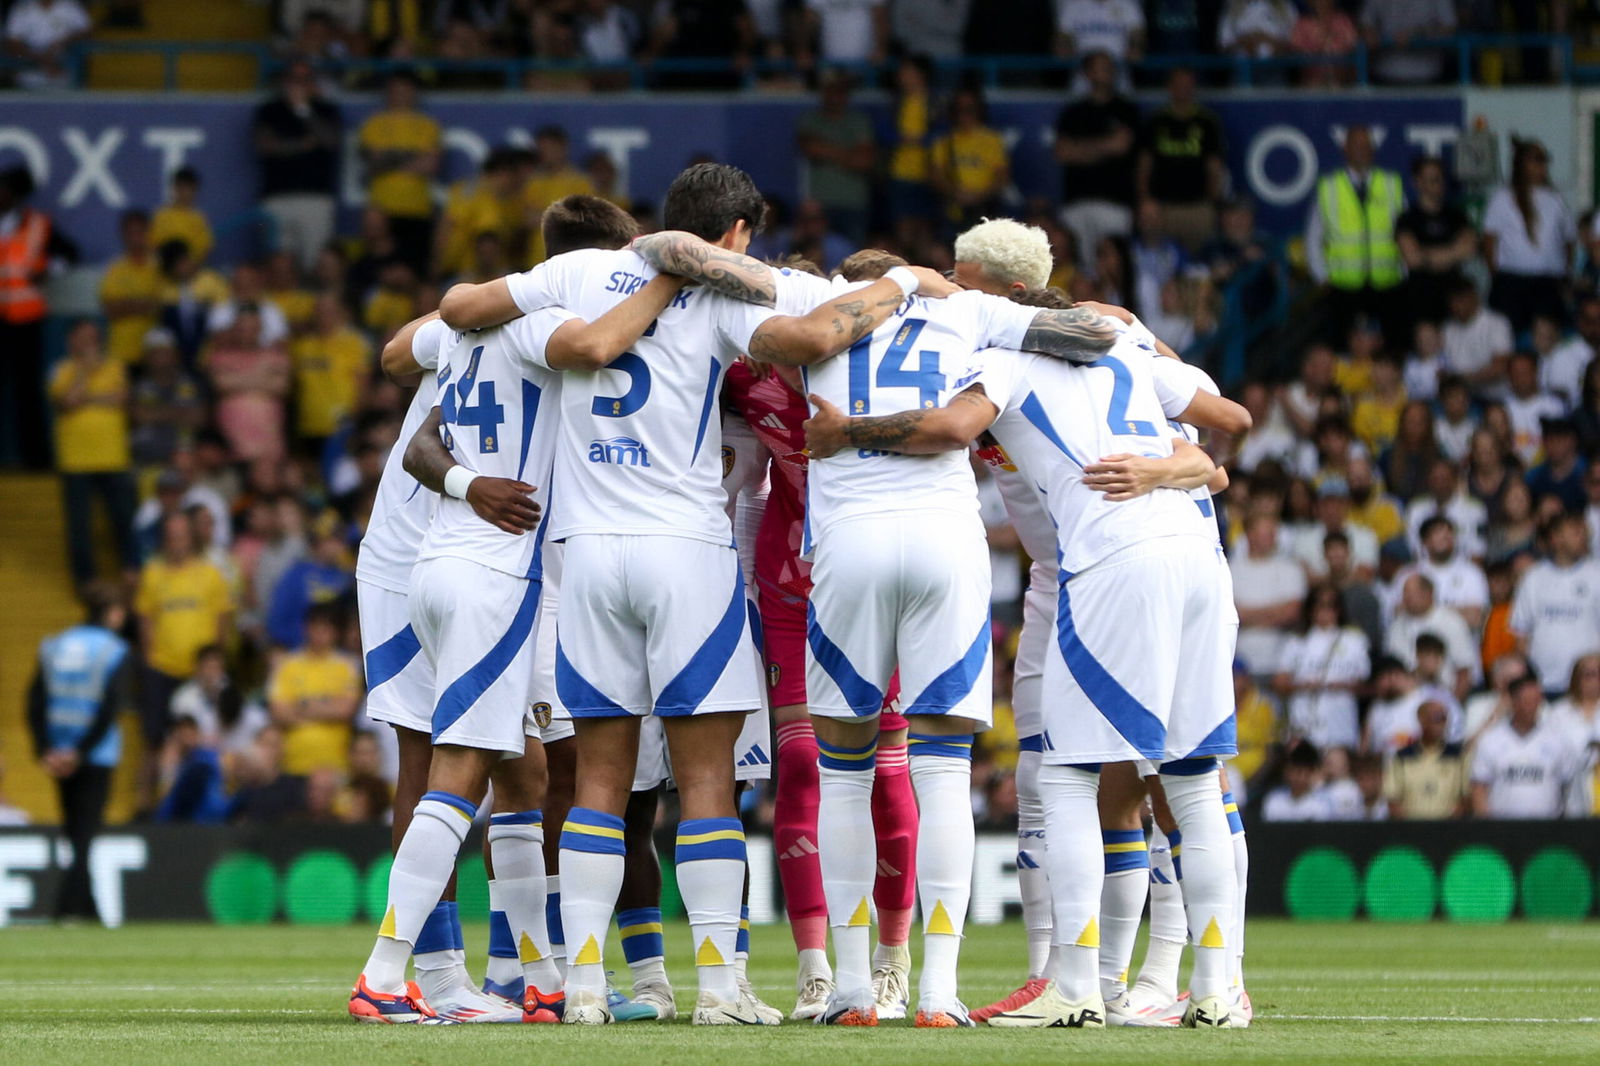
[1471,675,1582,818]
[1293,478,1379,579]
[1232,513,1307,677]
[1275,583,1372,752]
[3,0,90,89]
[1584,464,1600,561]
[578,0,642,63]
[1385,572,1480,697]
[1405,457,1488,561]
[1055,0,1145,62]
[1218,0,1295,60]
[1464,651,1531,742]
[1511,511,1600,696]
[1502,351,1566,466]
[1280,342,1337,440]
[1401,319,1446,402]
[1411,515,1489,629]
[1432,374,1479,464]
[1441,275,1514,396]
[1262,741,1337,821]
[1543,295,1600,410]
[1234,381,1298,473]
[1360,0,1455,85]
[1483,139,1575,337]
[1365,659,1462,754]
[804,0,887,65]
[1546,651,1600,814]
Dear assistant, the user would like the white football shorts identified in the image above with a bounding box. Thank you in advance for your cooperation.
[1040,535,1237,767]
[555,534,765,719]
[409,556,542,755]
[806,512,993,728]
[358,579,433,735]
[629,708,769,791]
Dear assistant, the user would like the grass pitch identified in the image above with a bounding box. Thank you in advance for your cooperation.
[2,919,1596,1064]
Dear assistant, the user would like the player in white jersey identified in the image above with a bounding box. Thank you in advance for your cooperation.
[350,242,689,1024]
[435,163,957,1026]
[803,298,1250,1029]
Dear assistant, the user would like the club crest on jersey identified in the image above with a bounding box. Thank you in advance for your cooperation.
[767,662,781,689]
[722,444,736,479]
[530,702,553,729]
[588,436,651,467]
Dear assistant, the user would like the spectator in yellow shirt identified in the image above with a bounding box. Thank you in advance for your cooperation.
[264,251,317,336]
[358,71,440,276]
[885,55,937,247]
[99,209,164,365]
[292,294,372,446]
[49,319,137,588]
[524,125,594,263]
[434,147,524,280]
[931,88,1010,230]
[135,510,233,810]
[1350,355,1407,454]
[1344,453,1406,546]
[268,603,361,776]
[362,258,420,342]
[1230,659,1280,799]
[150,167,213,265]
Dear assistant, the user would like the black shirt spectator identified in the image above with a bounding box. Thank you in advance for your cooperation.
[1137,67,1226,250]
[963,0,1054,56]
[252,61,343,271]
[1396,156,1476,326]
[1054,49,1141,260]
[647,0,753,90]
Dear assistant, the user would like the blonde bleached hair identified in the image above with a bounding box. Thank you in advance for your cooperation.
[953,217,1052,291]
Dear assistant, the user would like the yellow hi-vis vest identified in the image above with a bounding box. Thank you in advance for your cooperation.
[1318,169,1404,291]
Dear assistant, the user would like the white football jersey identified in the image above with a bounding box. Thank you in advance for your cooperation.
[978,324,1209,575]
[802,289,1038,547]
[505,249,791,546]
[982,457,1058,566]
[355,320,446,594]
[414,308,575,580]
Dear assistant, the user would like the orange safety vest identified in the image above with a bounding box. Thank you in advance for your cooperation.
[0,209,49,324]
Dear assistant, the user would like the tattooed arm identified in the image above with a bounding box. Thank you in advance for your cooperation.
[745,268,958,367]
[803,384,999,458]
[631,230,780,307]
[1017,306,1119,364]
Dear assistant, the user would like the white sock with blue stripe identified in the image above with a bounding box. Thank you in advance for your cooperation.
[618,906,668,990]
[1038,764,1104,1004]
[1159,763,1235,1002]
[364,791,475,993]
[676,817,746,1001]
[1098,829,1150,1002]
[1015,747,1054,980]
[558,808,626,997]
[488,810,560,995]
[908,733,975,1011]
[817,735,878,1005]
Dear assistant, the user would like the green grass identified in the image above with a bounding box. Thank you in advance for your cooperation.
[1,920,1596,1064]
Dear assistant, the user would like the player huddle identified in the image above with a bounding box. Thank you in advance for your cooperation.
[346,162,1255,1030]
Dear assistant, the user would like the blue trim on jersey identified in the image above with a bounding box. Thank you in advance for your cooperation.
[689,357,722,465]
[430,578,543,741]
[365,624,421,690]
[526,510,549,581]
[1018,733,1045,753]
[1056,580,1166,759]
[1020,391,1087,467]
[806,602,885,717]
[1181,713,1240,761]
[1195,496,1214,518]
[1159,756,1221,776]
[555,636,630,717]
[414,901,456,955]
[904,613,991,715]
[421,790,478,821]
[655,572,746,716]
[515,378,544,482]
[746,596,763,655]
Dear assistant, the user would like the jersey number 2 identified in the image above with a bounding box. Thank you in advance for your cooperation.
[1095,355,1159,438]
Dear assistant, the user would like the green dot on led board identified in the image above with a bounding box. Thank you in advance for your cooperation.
[205,852,278,925]
[364,854,393,922]
[1521,847,1593,920]
[1441,846,1515,923]
[283,850,360,924]
[1285,846,1359,920]
[1364,846,1436,921]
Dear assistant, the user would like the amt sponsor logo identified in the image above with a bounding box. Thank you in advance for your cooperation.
[588,436,651,467]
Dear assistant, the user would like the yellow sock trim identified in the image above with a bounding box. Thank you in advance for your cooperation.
[378,905,396,940]
[696,937,725,967]
[848,897,871,928]
[1199,916,1226,949]
[518,931,544,964]
[573,934,602,966]
[926,900,956,937]
[1075,917,1100,948]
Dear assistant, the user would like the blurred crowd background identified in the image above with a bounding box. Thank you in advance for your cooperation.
[2,1,1598,849]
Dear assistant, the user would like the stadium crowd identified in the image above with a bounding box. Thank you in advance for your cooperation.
[7,5,1599,844]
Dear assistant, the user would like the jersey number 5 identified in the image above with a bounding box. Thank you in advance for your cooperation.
[441,344,507,453]
[592,351,651,418]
